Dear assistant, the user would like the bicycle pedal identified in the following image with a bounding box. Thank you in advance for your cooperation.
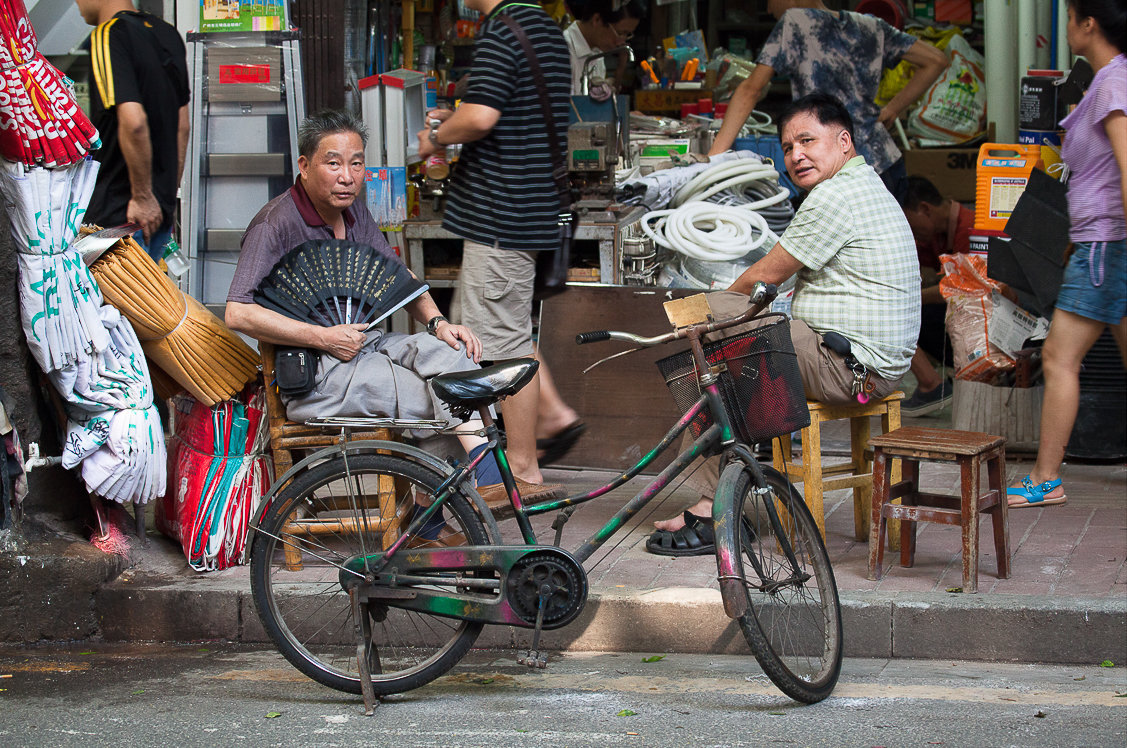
[517,650,549,669]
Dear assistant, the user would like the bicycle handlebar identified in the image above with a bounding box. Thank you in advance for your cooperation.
[574,282,778,348]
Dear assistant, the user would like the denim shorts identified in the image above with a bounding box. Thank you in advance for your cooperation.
[1056,239,1127,325]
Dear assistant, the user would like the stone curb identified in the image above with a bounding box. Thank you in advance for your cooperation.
[92,581,1127,666]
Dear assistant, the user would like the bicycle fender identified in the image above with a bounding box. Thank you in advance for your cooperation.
[247,440,502,546]
[713,461,752,620]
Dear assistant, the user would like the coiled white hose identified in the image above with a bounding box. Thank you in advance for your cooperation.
[642,157,790,262]
[641,202,777,262]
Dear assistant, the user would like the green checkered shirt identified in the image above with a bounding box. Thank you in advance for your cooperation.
[781,156,920,379]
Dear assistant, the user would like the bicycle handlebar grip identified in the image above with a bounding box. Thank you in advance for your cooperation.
[576,331,611,345]
[751,282,778,306]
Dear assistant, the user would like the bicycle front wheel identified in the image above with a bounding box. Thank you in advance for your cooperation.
[250,453,491,696]
[719,462,843,703]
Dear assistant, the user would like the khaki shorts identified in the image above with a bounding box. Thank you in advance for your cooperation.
[459,240,537,359]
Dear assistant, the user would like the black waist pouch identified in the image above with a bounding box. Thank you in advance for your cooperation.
[274,347,320,397]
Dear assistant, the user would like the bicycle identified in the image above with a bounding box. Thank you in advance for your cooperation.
[247,282,843,713]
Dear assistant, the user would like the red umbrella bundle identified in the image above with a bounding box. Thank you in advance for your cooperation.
[155,386,271,572]
[0,0,100,167]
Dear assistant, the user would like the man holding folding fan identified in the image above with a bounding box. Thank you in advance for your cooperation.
[226,109,565,510]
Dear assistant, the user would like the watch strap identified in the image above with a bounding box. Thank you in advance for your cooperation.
[426,315,448,336]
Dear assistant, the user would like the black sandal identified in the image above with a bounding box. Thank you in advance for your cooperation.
[646,511,716,557]
[536,421,586,466]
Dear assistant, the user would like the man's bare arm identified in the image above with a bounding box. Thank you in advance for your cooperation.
[176,104,190,185]
[727,242,805,296]
[878,40,948,127]
[116,101,161,239]
[708,63,775,156]
[417,103,501,158]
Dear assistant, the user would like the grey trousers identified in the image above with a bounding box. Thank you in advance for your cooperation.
[282,329,479,440]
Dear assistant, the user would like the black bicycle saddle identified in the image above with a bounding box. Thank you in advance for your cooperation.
[431,358,540,414]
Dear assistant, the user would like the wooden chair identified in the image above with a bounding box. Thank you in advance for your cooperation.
[867,427,1010,594]
[260,342,401,568]
[772,392,904,545]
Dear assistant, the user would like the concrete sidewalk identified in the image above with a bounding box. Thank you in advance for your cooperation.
[75,409,1126,668]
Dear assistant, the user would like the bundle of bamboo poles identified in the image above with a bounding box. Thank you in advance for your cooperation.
[89,235,260,406]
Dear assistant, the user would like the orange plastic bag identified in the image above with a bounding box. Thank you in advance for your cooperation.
[938,253,1015,382]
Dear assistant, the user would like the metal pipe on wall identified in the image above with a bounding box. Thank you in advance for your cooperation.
[985,0,1018,142]
[1017,0,1037,77]
[1036,0,1053,70]
[1055,0,1072,70]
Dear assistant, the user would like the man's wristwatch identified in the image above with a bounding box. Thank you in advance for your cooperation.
[426,315,448,336]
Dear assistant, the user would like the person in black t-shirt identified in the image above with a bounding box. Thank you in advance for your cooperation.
[79,0,190,261]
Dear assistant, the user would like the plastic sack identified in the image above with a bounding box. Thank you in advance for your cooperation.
[907,33,987,145]
[938,253,1014,382]
[155,385,271,572]
[876,25,963,106]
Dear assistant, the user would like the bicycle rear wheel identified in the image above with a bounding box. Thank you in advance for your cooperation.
[250,453,491,696]
[719,462,843,703]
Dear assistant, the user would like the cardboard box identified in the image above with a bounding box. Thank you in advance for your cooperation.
[903,146,979,202]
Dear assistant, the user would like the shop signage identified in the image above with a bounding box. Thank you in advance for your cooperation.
[199,1,285,33]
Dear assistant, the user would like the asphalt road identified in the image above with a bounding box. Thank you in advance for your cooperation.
[0,644,1123,747]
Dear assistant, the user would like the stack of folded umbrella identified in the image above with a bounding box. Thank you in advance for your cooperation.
[0,159,166,505]
[0,0,100,167]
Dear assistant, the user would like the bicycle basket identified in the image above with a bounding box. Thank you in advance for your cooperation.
[655,313,810,444]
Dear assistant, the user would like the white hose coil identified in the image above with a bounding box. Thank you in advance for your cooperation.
[643,157,790,263]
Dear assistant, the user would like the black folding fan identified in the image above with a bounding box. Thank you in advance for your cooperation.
[253,239,428,330]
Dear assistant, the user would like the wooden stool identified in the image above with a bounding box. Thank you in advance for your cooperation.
[260,343,401,568]
[867,427,1010,594]
[773,392,904,543]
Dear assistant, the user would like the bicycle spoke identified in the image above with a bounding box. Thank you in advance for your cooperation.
[251,454,489,696]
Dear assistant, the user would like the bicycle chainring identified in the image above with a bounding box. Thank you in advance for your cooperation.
[505,549,588,630]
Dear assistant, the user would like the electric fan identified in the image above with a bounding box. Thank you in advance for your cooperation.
[253,239,429,330]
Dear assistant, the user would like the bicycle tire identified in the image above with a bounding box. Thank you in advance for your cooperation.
[250,452,491,696]
[717,461,843,703]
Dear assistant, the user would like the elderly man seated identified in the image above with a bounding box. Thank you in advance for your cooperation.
[647,93,921,556]
[225,110,564,521]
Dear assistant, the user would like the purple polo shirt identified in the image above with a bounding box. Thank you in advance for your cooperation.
[227,179,400,304]
[1060,54,1127,242]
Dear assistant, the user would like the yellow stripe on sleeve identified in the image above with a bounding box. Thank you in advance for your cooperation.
[91,18,119,107]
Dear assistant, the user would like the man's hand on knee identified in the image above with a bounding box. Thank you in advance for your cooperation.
[435,321,482,362]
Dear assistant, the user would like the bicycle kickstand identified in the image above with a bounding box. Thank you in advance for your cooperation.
[517,584,552,669]
[350,588,378,715]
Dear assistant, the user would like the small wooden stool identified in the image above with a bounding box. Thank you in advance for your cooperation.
[773,392,904,543]
[867,427,1010,594]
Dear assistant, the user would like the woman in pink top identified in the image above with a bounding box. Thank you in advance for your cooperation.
[1009,0,1127,508]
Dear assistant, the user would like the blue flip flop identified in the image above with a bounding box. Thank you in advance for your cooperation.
[1007,476,1067,508]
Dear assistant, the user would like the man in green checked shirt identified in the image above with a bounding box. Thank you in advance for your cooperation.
[648,93,921,556]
